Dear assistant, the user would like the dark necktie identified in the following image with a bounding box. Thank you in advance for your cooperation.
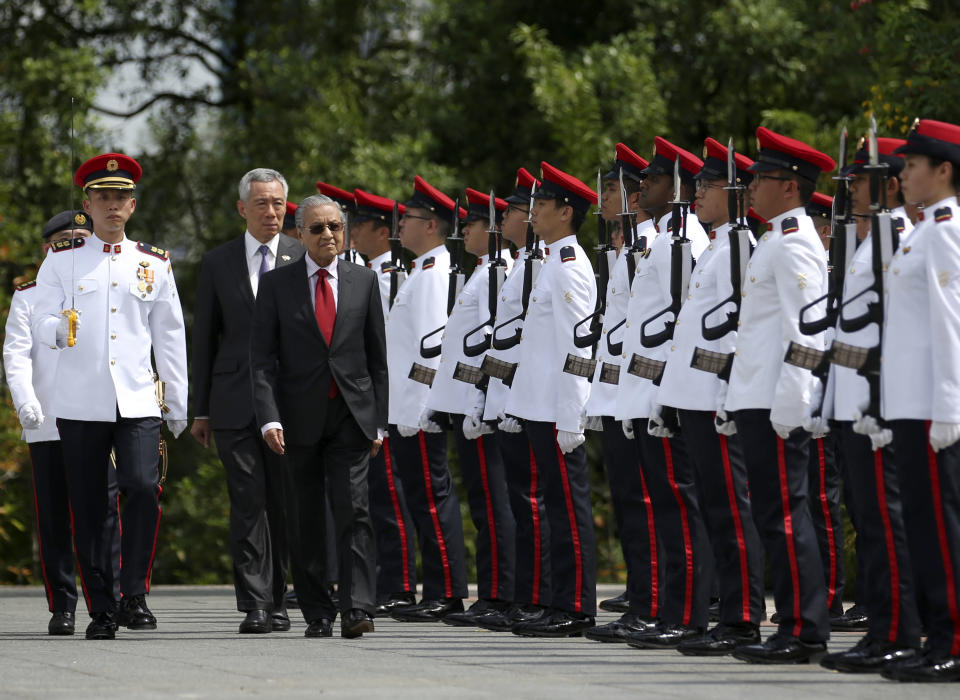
[314,269,338,398]
[257,244,270,278]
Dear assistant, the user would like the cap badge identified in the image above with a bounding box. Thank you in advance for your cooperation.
[702,145,708,159]
[74,213,86,225]
[106,159,119,172]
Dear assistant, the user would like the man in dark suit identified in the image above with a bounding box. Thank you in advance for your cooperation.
[190,168,304,634]
[251,193,387,639]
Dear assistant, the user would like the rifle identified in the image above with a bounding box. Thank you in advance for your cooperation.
[463,190,508,357]
[701,138,754,341]
[62,97,79,347]
[572,171,615,349]
[492,182,542,351]
[420,197,465,359]
[387,201,406,309]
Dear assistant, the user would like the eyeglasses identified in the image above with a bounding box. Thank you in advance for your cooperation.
[307,221,344,235]
[695,181,725,193]
[753,173,793,183]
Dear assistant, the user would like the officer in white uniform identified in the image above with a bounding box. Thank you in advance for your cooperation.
[31,153,188,640]
[385,175,468,621]
[724,127,834,664]
[3,211,120,636]
[506,161,598,637]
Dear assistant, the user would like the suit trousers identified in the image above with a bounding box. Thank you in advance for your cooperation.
[889,419,960,656]
[214,424,288,612]
[450,415,516,603]
[600,416,658,618]
[389,426,468,601]
[525,421,596,617]
[835,421,921,647]
[808,435,846,615]
[677,409,765,625]
[285,394,377,623]
[497,428,552,608]
[29,441,121,612]
[733,409,829,642]
[58,415,162,614]
[367,436,417,599]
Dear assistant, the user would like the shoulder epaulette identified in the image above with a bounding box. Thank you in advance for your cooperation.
[934,207,953,223]
[137,241,169,260]
[14,279,36,292]
[560,246,577,263]
[51,237,85,252]
[781,217,799,234]
[422,256,435,270]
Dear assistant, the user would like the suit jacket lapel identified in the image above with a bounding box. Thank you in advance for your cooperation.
[231,236,255,308]
[330,259,352,351]
[276,236,302,269]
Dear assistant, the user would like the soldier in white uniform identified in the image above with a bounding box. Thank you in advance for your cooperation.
[424,188,516,626]
[506,161,598,637]
[31,153,188,640]
[656,139,765,655]
[724,128,835,664]
[476,168,554,632]
[3,211,120,636]
[613,137,712,649]
[869,119,960,682]
[351,188,418,614]
[385,176,468,621]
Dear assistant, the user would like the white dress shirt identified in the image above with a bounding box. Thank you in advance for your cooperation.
[245,230,280,298]
[305,254,340,310]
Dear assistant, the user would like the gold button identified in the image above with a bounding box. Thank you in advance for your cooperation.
[111,334,117,340]
[750,276,756,283]
[111,256,117,261]
[675,319,680,326]
[141,294,146,298]
[532,296,537,302]
[112,281,118,287]
[501,296,506,301]
[77,285,83,291]
[111,307,117,312]
[625,323,630,328]
[695,282,700,288]
[670,345,676,351]
[708,244,714,250]
[622,353,627,359]
[737,320,742,327]
[741,292,746,298]
[110,359,116,366]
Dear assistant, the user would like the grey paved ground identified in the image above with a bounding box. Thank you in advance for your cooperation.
[0,585,954,699]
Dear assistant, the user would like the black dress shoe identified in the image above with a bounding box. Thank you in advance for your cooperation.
[824,635,917,673]
[476,604,548,632]
[341,609,375,639]
[512,610,595,638]
[732,632,827,664]
[239,609,271,634]
[85,611,117,640]
[443,599,508,627]
[677,622,761,656]
[627,623,703,649]
[584,613,658,643]
[284,588,299,609]
[390,598,463,622]
[271,609,291,632]
[116,594,157,630]
[881,649,960,682]
[830,603,869,631]
[373,592,417,618]
[305,618,333,638]
[769,611,781,624]
[599,591,630,613]
[48,611,75,636]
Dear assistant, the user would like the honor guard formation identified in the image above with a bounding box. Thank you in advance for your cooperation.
[3,116,960,684]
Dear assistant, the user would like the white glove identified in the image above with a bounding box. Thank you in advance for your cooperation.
[397,423,420,437]
[55,312,81,349]
[17,401,44,430]
[497,414,523,434]
[584,415,603,432]
[803,382,830,438]
[462,415,493,441]
[930,421,960,452]
[166,419,187,438]
[419,408,443,433]
[870,428,893,451]
[556,430,585,454]
[622,419,635,440]
[647,403,674,438]
[771,421,795,440]
[715,412,737,436]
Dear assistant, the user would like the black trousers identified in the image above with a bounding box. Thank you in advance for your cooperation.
[677,409,765,625]
[600,416,658,618]
[808,435,846,616]
[450,415,516,603]
[28,441,121,612]
[525,421,596,616]
[285,394,376,622]
[835,430,867,611]
[889,420,960,656]
[367,436,417,599]
[214,423,289,612]
[58,415,162,614]
[633,418,711,628]
[733,409,829,642]
[835,421,921,647]
[497,429,552,607]
[389,425,468,601]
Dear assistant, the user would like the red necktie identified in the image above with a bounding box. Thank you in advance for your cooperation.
[314,269,338,398]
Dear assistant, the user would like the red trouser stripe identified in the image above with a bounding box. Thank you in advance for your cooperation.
[638,464,659,617]
[476,436,499,600]
[529,444,542,605]
[874,448,901,643]
[383,438,412,592]
[776,437,803,637]
[28,452,55,611]
[926,437,960,655]
[719,435,751,621]
[419,432,452,598]
[663,437,693,626]
[815,439,839,611]
[554,436,583,613]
